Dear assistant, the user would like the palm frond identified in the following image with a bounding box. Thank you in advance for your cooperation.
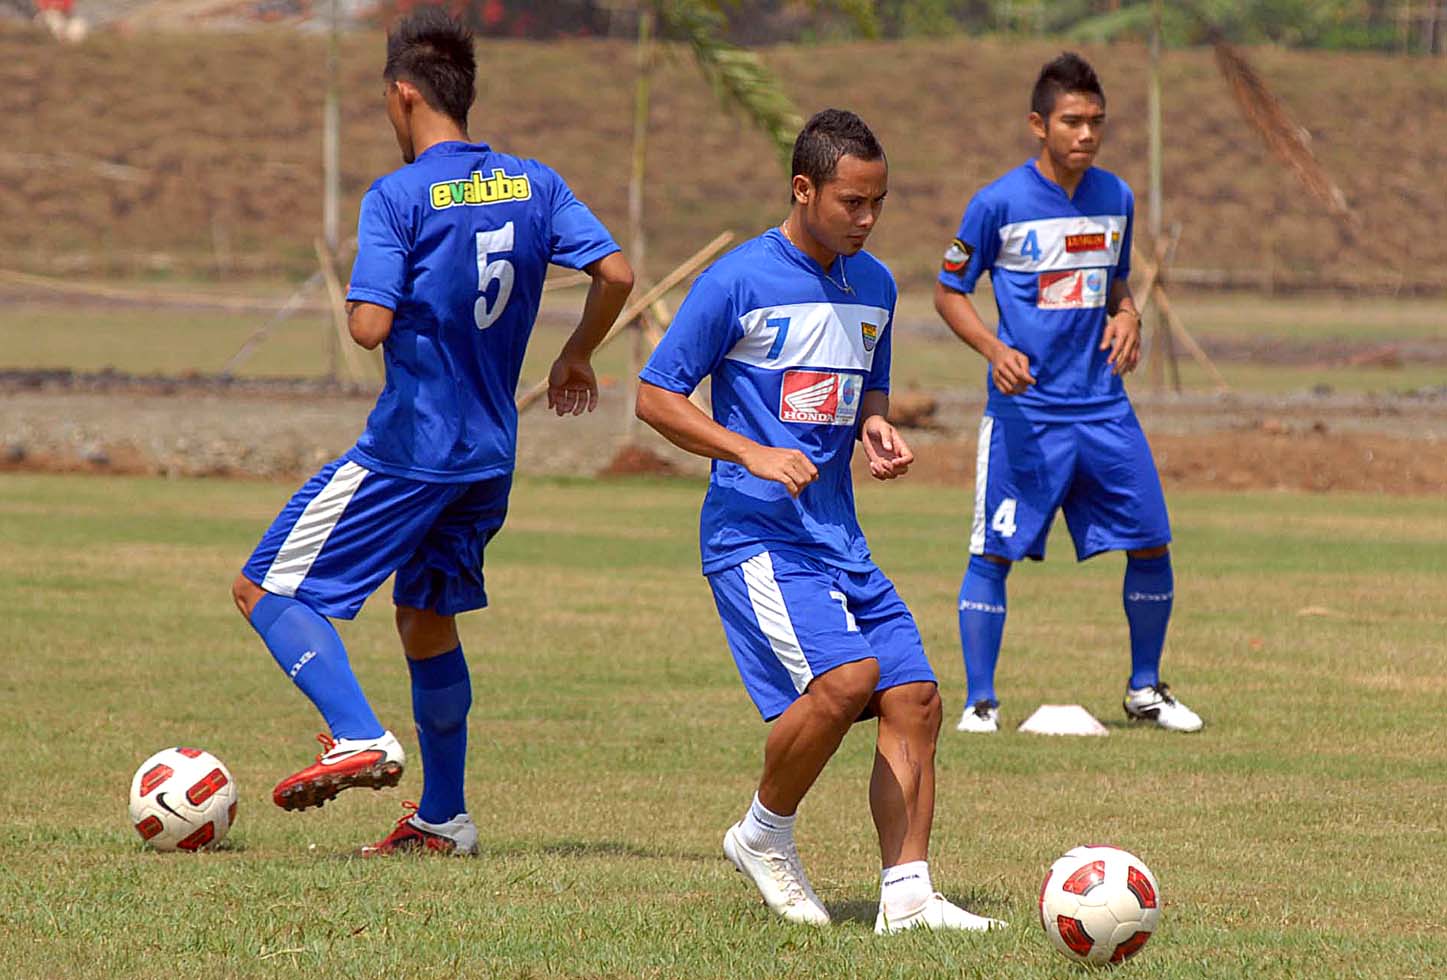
[656,0,801,169]
[808,0,881,39]
[1210,35,1359,234]
[1065,5,1154,43]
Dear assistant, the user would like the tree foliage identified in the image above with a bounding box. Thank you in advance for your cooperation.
[430,0,1441,53]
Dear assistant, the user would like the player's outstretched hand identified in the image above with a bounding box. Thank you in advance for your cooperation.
[1101,310,1142,375]
[740,444,818,498]
[990,345,1036,395]
[860,415,914,481]
[546,355,599,417]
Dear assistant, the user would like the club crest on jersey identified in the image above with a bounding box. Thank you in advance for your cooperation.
[429,169,532,210]
[1038,269,1107,309]
[779,370,860,426]
[942,238,973,273]
[861,321,879,352]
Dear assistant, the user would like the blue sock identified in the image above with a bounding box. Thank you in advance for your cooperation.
[249,593,384,741]
[958,555,1010,706]
[1124,553,1174,690]
[408,646,471,825]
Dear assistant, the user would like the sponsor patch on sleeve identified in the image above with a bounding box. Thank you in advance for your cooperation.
[779,370,861,426]
[941,238,974,274]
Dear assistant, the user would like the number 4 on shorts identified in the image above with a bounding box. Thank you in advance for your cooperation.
[991,499,1018,537]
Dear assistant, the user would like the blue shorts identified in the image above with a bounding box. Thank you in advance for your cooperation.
[970,410,1171,562]
[707,550,937,722]
[242,457,511,620]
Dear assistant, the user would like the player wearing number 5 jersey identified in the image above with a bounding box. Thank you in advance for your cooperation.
[229,9,633,854]
[935,53,1201,735]
[638,110,1004,935]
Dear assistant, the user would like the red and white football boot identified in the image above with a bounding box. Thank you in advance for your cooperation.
[359,801,478,856]
[272,731,405,811]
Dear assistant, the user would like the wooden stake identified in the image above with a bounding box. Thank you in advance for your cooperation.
[515,231,734,412]
[1151,283,1230,393]
[314,238,368,383]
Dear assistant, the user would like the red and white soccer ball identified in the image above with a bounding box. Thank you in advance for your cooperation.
[127,747,237,852]
[1039,845,1162,966]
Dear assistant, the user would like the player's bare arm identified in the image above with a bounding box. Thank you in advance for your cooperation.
[933,280,1035,394]
[347,300,394,350]
[858,389,913,480]
[1101,279,1142,375]
[635,380,818,496]
[547,251,635,417]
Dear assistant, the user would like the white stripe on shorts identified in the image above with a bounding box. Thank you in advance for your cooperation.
[969,416,993,555]
[261,461,370,598]
[740,551,814,694]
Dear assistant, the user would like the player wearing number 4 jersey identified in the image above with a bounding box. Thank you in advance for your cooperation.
[936,53,1202,735]
[229,10,633,854]
[639,110,1004,934]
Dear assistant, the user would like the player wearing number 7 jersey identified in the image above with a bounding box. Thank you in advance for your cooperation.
[229,9,633,853]
[638,110,1004,934]
[935,53,1201,735]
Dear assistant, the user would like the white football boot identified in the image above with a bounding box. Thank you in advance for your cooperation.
[875,893,1008,935]
[955,698,1000,733]
[1124,682,1204,732]
[723,823,831,926]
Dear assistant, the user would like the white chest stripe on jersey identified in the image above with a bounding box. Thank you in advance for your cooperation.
[726,301,889,372]
[994,214,1128,274]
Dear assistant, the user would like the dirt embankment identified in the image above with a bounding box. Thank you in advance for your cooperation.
[3,370,1444,495]
[3,30,1444,287]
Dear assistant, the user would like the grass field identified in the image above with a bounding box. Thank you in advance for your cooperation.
[4,289,1443,398]
[1,473,1444,978]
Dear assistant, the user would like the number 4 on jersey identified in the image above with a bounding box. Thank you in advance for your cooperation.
[1020,230,1041,263]
[474,221,515,330]
[991,498,1018,538]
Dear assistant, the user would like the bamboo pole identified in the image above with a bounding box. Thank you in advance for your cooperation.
[623,6,655,442]
[1149,284,1227,393]
[314,238,368,383]
[515,230,734,412]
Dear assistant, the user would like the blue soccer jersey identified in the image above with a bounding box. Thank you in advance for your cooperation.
[346,140,619,481]
[939,161,1134,422]
[641,229,895,575]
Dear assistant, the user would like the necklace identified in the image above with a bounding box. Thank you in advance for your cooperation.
[779,223,853,295]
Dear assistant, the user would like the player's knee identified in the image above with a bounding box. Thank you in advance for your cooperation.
[395,605,459,657]
[811,658,879,723]
[913,683,943,733]
[1127,545,1169,560]
[231,574,263,621]
[890,682,942,738]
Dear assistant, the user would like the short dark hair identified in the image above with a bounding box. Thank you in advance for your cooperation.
[384,8,476,128]
[1031,52,1105,120]
[790,109,885,190]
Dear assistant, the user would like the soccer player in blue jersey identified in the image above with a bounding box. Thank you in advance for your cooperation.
[228,9,633,854]
[637,110,1005,933]
[935,53,1202,735]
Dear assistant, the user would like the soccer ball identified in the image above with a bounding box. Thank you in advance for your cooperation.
[1039,845,1161,966]
[127,747,237,852]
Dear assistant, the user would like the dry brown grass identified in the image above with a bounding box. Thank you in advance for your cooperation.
[2,29,1444,286]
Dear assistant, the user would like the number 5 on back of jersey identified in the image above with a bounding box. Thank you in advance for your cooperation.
[474,222,515,330]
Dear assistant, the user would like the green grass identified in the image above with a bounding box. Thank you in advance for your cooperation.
[893,290,1447,344]
[5,290,1442,399]
[1,473,1444,978]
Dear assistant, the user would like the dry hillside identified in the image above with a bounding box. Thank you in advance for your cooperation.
[2,28,1444,286]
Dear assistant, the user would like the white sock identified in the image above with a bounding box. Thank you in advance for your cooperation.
[880,861,933,916]
[738,793,795,852]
